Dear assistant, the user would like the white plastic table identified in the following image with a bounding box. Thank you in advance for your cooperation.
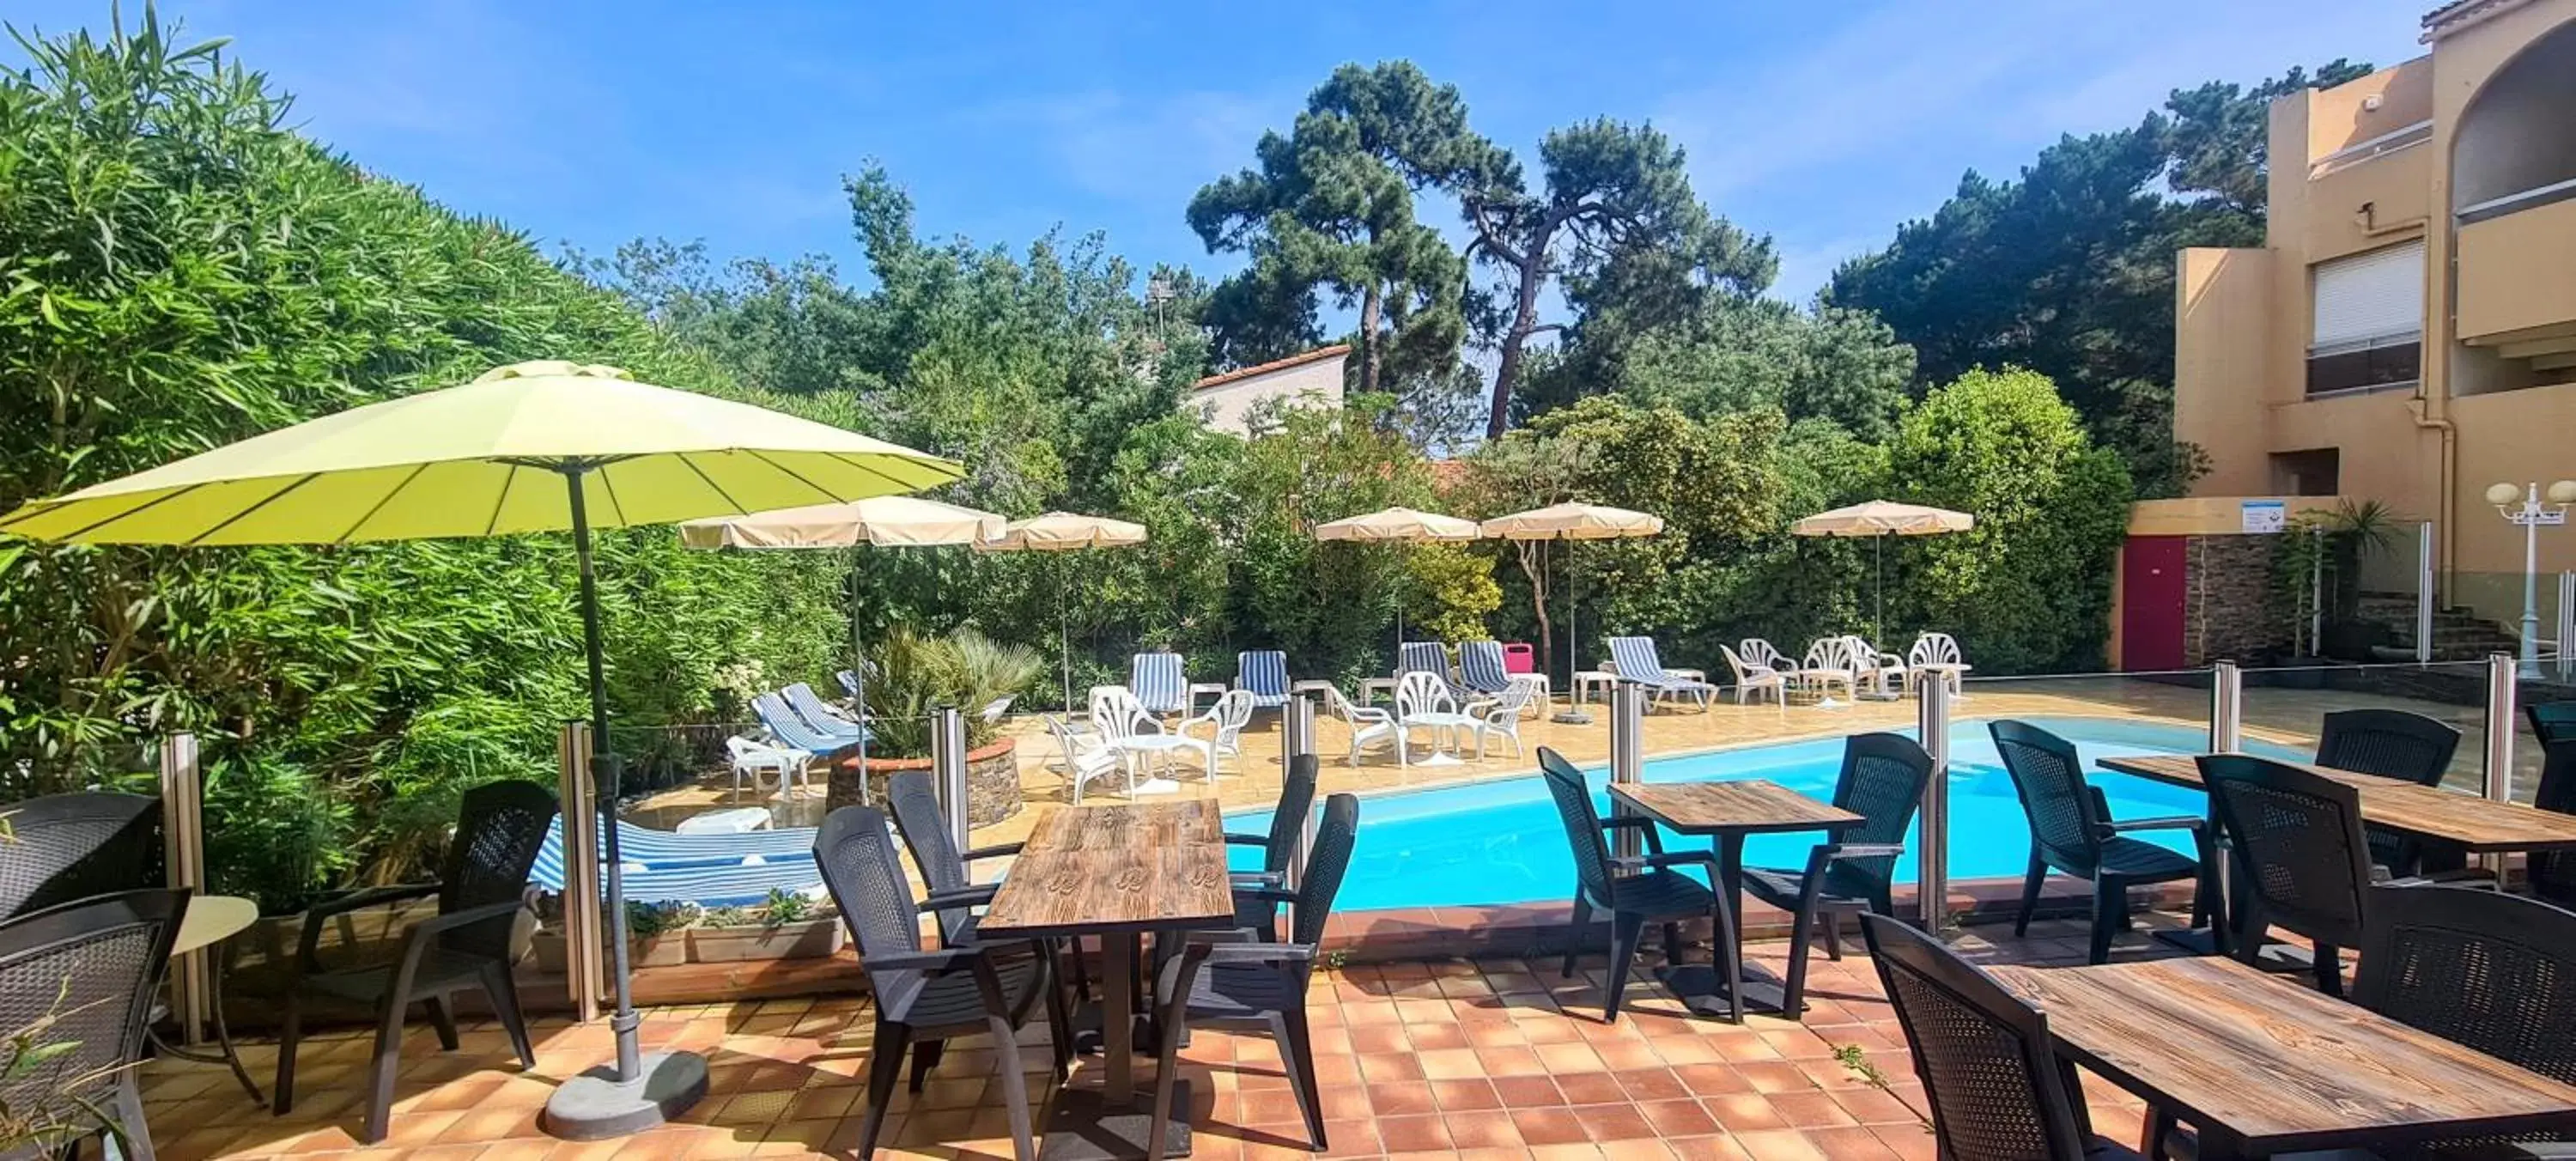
[1401,710,1480,766]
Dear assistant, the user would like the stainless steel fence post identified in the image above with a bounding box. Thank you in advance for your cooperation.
[1915,678,1952,929]
[2209,660,2242,755]
[1283,691,1319,931]
[1610,682,1645,863]
[2418,524,2437,666]
[933,706,971,855]
[2487,653,2518,805]
[2558,571,2574,681]
[556,722,603,1022]
[159,733,208,1044]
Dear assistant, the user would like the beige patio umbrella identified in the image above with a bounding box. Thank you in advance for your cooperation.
[680,495,1005,771]
[1315,506,1483,660]
[1481,503,1664,722]
[1791,500,1975,643]
[975,512,1149,708]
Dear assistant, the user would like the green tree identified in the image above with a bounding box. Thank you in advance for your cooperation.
[1598,298,1916,441]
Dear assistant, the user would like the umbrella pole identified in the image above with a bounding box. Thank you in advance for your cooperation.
[544,466,708,1139]
[848,548,867,774]
[1060,555,1073,712]
[1874,535,1885,645]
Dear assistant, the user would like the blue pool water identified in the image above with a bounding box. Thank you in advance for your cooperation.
[1229,717,2306,913]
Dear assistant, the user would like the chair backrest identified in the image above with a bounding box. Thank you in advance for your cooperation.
[0,889,188,1126]
[1397,641,1449,682]
[1258,755,1321,879]
[1236,650,1289,696]
[2197,754,2376,949]
[754,691,832,750]
[1802,637,1844,672]
[836,669,861,697]
[1905,635,1937,669]
[2534,742,2576,908]
[1538,749,1616,906]
[1208,690,1256,743]
[813,805,922,964]
[1289,794,1360,948]
[1989,720,2105,872]
[1741,638,1792,671]
[0,792,161,921]
[1458,641,1512,694]
[438,780,558,957]
[2531,701,2576,749]
[883,771,973,941]
[1860,914,2095,1160]
[1130,652,1186,714]
[1092,686,1155,740]
[1485,678,1535,718]
[1717,644,1765,684]
[784,683,852,731]
[2315,708,2461,787]
[1606,636,1660,681]
[1044,715,1105,769]
[2353,884,2576,1086]
[1828,734,1935,903]
[1395,670,1455,717]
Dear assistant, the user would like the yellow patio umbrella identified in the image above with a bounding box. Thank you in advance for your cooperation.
[680,495,1005,773]
[1480,503,1664,722]
[1791,500,1975,643]
[0,360,963,1138]
[1315,506,1482,661]
[974,512,1150,708]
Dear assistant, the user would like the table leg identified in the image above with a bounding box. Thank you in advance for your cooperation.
[1657,832,1802,1018]
[1039,931,1190,1159]
[1103,933,1134,1103]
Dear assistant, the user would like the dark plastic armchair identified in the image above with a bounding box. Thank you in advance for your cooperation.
[1994,720,2219,963]
[2196,754,2377,995]
[0,889,188,1161]
[0,791,161,921]
[1227,752,1318,939]
[884,769,1024,947]
[271,780,556,1142]
[2317,708,2464,876]
[1540,747,1743,1023]
[1740,732,1931,1014]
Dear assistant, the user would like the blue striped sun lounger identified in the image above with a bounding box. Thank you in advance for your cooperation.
[1458,640,1513,696]
[755,691,860,754]
[531,818,823,907]
[1236,650,1290,708]
[1607,635,1717,711]
[1131,652,1187,714]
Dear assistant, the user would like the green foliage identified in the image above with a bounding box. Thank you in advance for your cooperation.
[0,978,127,1154]
[1403,544,1502,644]
[1882,369,2134,672]
[758,887,812,930]
[623,900,698,939]
[1592,298,1917,441]
[860,626,1044,757]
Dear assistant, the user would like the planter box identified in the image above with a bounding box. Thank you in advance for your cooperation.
[530,930,686,973]
[687,918,843,963]
[830,737,1024,828]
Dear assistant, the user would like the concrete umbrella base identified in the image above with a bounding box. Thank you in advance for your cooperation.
[541,1050,710,1140]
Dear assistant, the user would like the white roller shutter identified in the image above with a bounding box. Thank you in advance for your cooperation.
[2311,240,2424,350]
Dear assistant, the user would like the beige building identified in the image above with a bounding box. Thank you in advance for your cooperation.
[1185,344,1348,435]
[2171,0,2576,636]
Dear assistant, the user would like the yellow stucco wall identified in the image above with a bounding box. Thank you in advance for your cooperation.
[2172,247,2277,495]
[2458,197,2576,340]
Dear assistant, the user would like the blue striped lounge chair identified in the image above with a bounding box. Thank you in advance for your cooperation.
[1458,640,1514,696]
[1607,635,1717,712]
[755,691,860,755]
[1398,641,1450,684]
[531,818,823,907]
[1236,650,1291,709]
[1131,652,1188,715]
[784,682,868,739]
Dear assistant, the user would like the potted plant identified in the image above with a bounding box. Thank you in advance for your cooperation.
[532,899,695,972]
[829,626,1043,828]
[686,889,842,963]
[2269,500,2403,676]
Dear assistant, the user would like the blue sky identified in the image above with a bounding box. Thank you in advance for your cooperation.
[9,1,2430,301]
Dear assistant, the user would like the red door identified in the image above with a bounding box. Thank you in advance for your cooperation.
[2120,536,2188,672]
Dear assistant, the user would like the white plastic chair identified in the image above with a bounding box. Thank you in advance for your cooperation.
[1091,685,1166,787]
[1323,685,1406,768]
[1906,633,1971,696]
[1842,635,1907,697]
[1179,689,1255,775]
[726,735,811,800]
[1396,670,1477,760]
[1741,639,1802,681]
[1473,680,1534,759]
[1798,638,1857,702]
[1046,714,1124,804]
[1718,644,1787,706]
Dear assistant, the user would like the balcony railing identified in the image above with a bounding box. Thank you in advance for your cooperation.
[2458,174,2576,226]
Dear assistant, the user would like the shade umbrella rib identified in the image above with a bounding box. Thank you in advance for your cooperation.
[824,449,936,495]
[596,466,630,527]
[741,447,848,510]
[339,462,431,545]
[186,472,323,547]
[483,463,520,538]
[672,452,750,518]
[38,481,205,542]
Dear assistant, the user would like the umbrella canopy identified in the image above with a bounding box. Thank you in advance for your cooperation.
[677,495,1003,550]
[979,510,1148,552]
[0,361,958,544]
[1479,501,1665,541]
[1791,500,1974,538]
[1315,506,1481,543]
[0,360,961,1128]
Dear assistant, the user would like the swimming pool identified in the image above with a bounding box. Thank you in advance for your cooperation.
[1231,716,2305,913]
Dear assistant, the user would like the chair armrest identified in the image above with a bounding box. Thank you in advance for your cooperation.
[2105,815,2204,835]
[2377,866,2500,889]
[1616,849,1717,872]
[1596,814,1667,854]
[920,884,997,912]
[1231,884,1297,907]
[1230,870,1286,888]
[379,897,530,994]
[1203,941,1315,967]
[293,882,442,974]
[861,946,986,973]
[960,842,1024,863]
[1820,842,1909,861]
[1224,833,1271,847]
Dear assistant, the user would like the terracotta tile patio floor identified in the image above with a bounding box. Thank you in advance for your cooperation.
[149,913,2197,1161]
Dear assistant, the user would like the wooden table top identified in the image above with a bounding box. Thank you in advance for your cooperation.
[2096,753,2576,853]
[975,800,1237,939]
[1993,957,2576,1154]
[1609,780,1863,836]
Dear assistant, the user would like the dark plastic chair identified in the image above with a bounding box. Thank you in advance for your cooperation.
[817,805,1067,1161]
[2196,754,2378,995]
[1740,732,1931,1015]
[0,791,161,921]
[1227,753,1318,939]
[1859,914,2149,1160]
[1992,720,2218,964]
[272,780,556,1143]
[884,769,1024,947]
[2532,741,2576,909]
[1540,747,1743,1023]
[2354,884,2576,1157]
[0,888,188,1161]
[1145,793,1359,1160]
[2531,701,2576,750]
[2317,708,2464,876]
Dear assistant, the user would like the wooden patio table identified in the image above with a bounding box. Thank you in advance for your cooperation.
[2095,753,2576,854]
[1994,956,2576,1158]
[1607,779,1862,1018]
[976,799,1236,1160]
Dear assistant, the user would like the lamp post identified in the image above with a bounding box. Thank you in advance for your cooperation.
[2486,479,2576,680]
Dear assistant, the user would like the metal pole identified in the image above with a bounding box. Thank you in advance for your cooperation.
[2418,523,2436,666]
[933,706,971,854]
[1609,682,1645,863]
[1915,678,1952,929]
[2309,527,2324,658]
[2522,485,2544,681]
[2559,571,2575,681]
[159,733,206,1045]
[1283,691,1319,933]
[2210,660,2242,755]
[556,722,602,1023]
[2487,653,2518,805]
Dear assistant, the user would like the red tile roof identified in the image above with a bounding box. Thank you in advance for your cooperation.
[1190,344,1352,392]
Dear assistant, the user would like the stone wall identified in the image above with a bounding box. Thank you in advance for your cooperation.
[827,739,1024,830]
[2185,534,2287,666]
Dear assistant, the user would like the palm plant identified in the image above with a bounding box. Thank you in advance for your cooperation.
[859,627,1043,758]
